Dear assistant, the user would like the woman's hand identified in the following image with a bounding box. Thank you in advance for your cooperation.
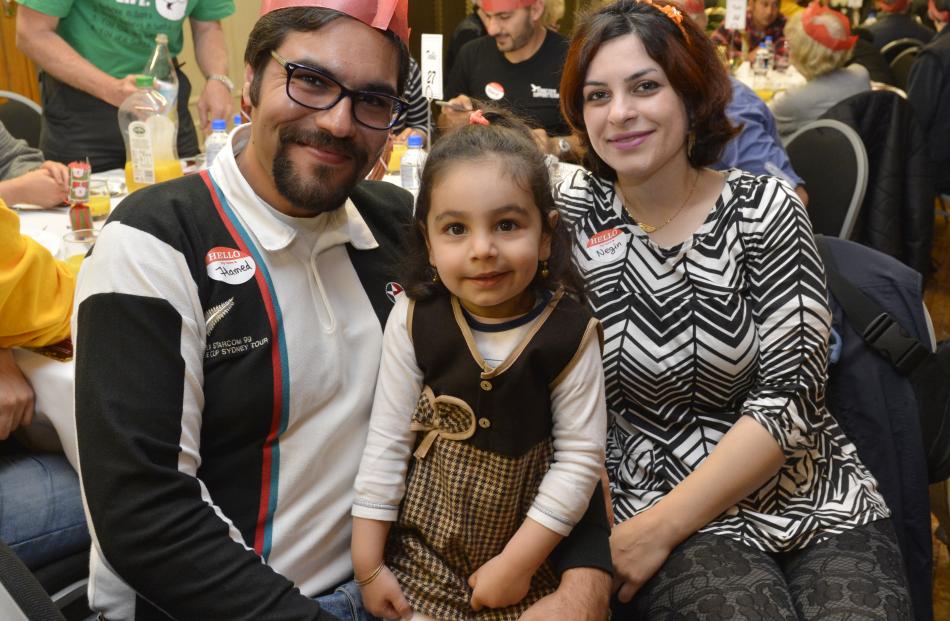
[610,508,678,603]
[360,565,413,620]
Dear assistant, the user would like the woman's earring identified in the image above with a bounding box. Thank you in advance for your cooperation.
[431,269,440,284]
[686,132,696,160]
[540,260,550,279]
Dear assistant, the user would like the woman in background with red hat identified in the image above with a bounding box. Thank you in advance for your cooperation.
[771,2,871,138]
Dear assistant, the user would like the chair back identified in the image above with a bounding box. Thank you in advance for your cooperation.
[890,46,921,90]
[880,37,923,63]
[0,91,42,149]
[785,119,868,239]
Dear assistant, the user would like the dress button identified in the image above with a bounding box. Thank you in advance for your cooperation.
[480,380,493,391]
[478,417,491,429]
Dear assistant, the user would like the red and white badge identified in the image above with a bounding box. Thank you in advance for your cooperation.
[206,246,256,285]
[484,81,505,100]
[586,229,627,263]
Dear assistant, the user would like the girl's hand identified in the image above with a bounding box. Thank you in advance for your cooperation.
[360,565,413,620]
[610,508,677,603]
[469,552,532,611]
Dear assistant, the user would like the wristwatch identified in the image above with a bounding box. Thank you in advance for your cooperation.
[207,73,235,93]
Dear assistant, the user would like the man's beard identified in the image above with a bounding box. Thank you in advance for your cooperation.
[272,124,370,215]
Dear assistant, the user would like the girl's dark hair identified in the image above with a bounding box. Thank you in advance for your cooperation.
[402,104,584,302]
[244,7,410,107]
[560,0,739,180]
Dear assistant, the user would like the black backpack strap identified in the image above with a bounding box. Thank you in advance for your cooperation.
[816,236,930,375]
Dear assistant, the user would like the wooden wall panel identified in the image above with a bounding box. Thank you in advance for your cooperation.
[0,0,41,102]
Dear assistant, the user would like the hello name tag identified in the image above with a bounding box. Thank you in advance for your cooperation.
[586,229,627,263]
[206,246,257,285]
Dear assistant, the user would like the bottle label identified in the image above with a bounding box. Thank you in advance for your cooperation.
[129,121,155,185]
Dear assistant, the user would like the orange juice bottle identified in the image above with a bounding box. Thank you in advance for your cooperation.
[119,75,182,193]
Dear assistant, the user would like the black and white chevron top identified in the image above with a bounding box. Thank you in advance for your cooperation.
[556,168,890,552]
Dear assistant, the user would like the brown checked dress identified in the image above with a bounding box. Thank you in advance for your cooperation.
[381,291,599,621]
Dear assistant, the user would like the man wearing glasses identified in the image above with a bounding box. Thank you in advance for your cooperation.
[70,2,610,620]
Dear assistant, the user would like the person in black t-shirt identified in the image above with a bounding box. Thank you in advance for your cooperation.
[446,1,488,75]
[441,0,578,160]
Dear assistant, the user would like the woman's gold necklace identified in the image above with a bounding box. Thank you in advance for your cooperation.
[623,170,700,234]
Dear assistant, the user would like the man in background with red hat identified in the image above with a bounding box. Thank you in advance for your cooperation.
[441,0,578,159]
[70,2,611,620]
[864,0,935,50]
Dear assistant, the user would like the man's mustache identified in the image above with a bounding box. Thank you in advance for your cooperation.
[278,125,358,160]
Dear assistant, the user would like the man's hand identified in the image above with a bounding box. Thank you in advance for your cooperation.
[198,79,233,135]
[437,94,475,132]
[469,552,533,611]
[610,508,676,603]
[106,74,141,108]
[519,567,611,621]
[0,349,34,440]
[0,167,68,208]
[359,565,413,620]
[40,161,70,188]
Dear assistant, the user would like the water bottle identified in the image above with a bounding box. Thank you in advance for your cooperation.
[118,75,182,193]
[400,134,427,196]
[142,33,178,117]
[203,119,229,169]
[753,41,772,77]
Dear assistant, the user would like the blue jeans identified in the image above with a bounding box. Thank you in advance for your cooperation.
[315,580,382,621]
[0,444,90,569]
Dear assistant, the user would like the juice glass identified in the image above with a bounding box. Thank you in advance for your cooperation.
[88,180,111,221]
[63,229,97,275]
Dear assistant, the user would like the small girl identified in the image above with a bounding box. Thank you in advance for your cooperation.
[350,108,609,621]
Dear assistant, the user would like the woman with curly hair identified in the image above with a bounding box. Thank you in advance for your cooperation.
[555,0,912,618]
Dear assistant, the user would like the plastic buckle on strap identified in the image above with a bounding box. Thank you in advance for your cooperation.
[863,312,930,375]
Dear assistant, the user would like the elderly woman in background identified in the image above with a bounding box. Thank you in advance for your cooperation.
[771,2,871,138]
[555,1,912,618]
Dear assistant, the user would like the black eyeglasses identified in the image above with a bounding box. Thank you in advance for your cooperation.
[270,50,408,131]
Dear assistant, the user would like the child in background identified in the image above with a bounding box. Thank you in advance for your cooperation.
[351,108,608,621]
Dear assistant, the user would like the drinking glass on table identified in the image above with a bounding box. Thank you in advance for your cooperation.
[88,180,111,222]
[63,229,97,275]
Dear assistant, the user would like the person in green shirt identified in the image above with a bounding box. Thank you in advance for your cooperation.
[16,0,235,171]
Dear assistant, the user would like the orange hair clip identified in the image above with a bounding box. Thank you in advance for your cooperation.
[640,0,689,40]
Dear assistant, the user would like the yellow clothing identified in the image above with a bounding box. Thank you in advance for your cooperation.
[0,200,74,347]
[781,0,804,18]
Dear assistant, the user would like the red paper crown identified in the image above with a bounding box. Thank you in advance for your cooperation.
[802,2,857,51]
[480,0,536,11]
[260,0,410,46]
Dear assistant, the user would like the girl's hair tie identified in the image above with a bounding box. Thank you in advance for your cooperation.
[469,109,491,126]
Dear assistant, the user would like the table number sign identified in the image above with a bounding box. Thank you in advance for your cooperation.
[725,0,748,30]
[420,34,444,101]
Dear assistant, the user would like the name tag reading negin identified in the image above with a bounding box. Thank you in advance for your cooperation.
[586,229,627,263]
[206,246,257,285]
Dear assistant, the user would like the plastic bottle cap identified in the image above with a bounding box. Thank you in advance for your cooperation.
[212,119,227,131]
[136,75,155,88]
[156,33,169,45]
[234,114,243,126]
[407,134,424,148]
